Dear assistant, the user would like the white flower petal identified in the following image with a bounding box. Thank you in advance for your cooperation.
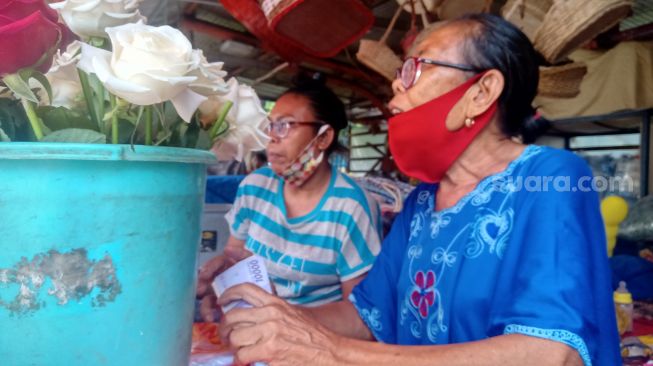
[170,89,207,122]
[77,43,112,76]
[52,0,146,39]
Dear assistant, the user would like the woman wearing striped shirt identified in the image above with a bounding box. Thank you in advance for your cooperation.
[197,75,382,320]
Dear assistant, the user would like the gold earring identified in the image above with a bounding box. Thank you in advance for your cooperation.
[465,117,475,128]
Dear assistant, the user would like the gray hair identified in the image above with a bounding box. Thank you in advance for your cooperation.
[407,21,449,56]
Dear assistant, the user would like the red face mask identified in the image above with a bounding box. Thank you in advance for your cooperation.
[388,73,497,183]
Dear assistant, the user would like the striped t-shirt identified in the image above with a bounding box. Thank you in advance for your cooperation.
[225,166,382,306]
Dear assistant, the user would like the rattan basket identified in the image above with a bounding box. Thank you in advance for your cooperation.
[356,3,404,81]
[534,0,634,63]
[501,0,553,42]
[537,62,588,98]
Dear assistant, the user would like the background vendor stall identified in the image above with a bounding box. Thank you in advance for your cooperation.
[3,0,648,365]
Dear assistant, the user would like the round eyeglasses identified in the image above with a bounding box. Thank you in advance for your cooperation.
[397,56,485,89]
[265,119,325,139]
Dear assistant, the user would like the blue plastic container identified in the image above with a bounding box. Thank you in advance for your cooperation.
[0,143,216,366]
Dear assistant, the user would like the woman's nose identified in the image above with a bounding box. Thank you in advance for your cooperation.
[266,130,281,144]
[388,79,407,115]
[391,78,406,96]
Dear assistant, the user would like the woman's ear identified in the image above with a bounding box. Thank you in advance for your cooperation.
[465,69,504,118]
[318,126,335,151]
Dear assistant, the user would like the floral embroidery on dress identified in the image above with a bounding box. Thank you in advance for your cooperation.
[429,214,451,238]
[360,307,383,331]
[410,270,436,318]
[349,294,385,339]
[417,190,430,205]
[431,247,457,267]
[409,213,424,241]
[472,208,514,258]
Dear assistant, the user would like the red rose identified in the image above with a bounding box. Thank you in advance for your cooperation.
[0,0,71,75]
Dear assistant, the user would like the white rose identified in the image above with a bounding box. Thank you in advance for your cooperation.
[201,78,270,162]
[77,21,206,122]
[41,41,84,108]
[187,50,229,96]
[51,0,146,39]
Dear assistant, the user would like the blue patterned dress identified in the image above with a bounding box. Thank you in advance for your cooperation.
[350,145,621,366]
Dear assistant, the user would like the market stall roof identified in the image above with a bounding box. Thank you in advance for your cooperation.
[142,0,653,120]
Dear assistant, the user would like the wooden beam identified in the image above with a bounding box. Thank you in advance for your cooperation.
[180,16,258,46]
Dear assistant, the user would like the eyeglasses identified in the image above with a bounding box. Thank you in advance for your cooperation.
[265,119,325,139]
[397,56,485,89]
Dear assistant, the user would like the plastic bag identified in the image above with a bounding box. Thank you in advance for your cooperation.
[620,196,653,242]
[190,323,234,366]
[190,353,236,366]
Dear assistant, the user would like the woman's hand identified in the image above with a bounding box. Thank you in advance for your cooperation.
[196,254,229,322]
[196,237,251,322]
[219,283,342,366]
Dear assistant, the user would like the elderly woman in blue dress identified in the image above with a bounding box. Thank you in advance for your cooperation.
[217,13,621,366]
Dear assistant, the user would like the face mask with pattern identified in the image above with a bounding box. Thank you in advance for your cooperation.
[279,124,330,187]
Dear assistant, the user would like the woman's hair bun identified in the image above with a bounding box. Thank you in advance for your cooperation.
[520,111,551,144]
[292,72,327,88]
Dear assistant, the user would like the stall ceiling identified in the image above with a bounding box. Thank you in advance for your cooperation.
[141,0,653,121]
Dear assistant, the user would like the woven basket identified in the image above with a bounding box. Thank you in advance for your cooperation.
[534,0,634,63]
[356,3,404,81]
[437,0,492,20]
[501,0,553,42]
[537,62,587,98]
[259,0,374,58]
[221,0,308,62]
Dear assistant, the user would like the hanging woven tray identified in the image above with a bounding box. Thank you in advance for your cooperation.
[356,2,405,81]
[533,0,634,64]
[537,62,588,98]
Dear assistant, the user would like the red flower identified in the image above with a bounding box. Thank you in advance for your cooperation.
[0,0,72,75]
[410,270,436,318]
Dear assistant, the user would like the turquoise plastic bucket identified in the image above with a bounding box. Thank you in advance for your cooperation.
[0,143,216,366]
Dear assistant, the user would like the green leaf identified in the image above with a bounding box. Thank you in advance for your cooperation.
[116,118,136,144]
[89,37,108,49]
[21,69,52,104]
[0,98,32,141]
[155,130,173,146]
[0,126,11,142]
[195,129,212,150]
[41,128,107,144]
[184,119,201,148]
[38,106,97,132]
[3,73,39,103]
[163,102,180,126]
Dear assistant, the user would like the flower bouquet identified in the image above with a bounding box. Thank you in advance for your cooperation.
[0,0,269,161]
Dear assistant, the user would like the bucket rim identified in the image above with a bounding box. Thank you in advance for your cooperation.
[0,142,217,164]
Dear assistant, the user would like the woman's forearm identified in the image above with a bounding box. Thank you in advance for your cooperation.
[333,334,583,366]
[305,301,374,340]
